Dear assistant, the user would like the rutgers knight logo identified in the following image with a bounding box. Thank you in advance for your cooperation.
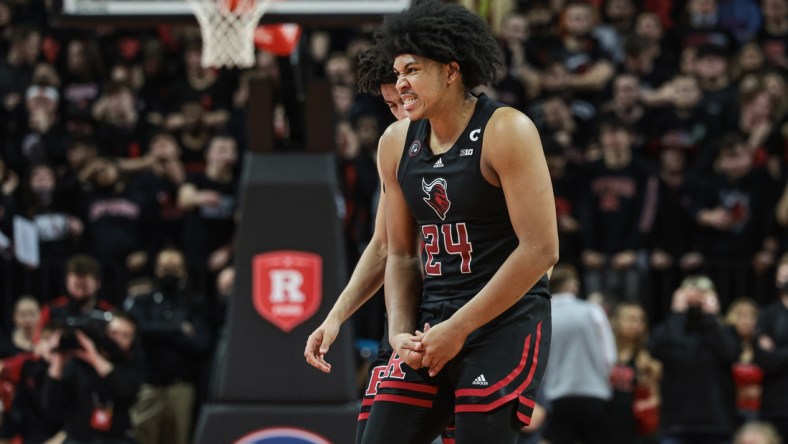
[422,177,451,220]
[252,251,322,332]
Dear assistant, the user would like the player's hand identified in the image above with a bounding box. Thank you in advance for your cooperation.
[391,332,424,370]
[304,319,340,373]
[421,322,466,377]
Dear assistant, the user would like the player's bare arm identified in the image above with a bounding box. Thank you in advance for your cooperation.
[420,108,559,376]
[304,189,389,373]
[379,119,425,370]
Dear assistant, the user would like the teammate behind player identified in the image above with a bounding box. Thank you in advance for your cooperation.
[303,46,407,442]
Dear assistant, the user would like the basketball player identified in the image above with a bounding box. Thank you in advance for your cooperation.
[303,46,409,442]
[361,0,557,442]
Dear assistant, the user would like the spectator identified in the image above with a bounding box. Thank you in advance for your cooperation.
[59,137,98,196]
[545,140,584,271]
[754,253,788,441]
[498,11,541,101]
[549,1,616,101]
[0,296,39,358]
[647,73,715,166]
[577,117,658,302]
[38,254,115,335]
[542,264,617,444]
[733,43,767,80]
[0,322,64,443]
[323,51,355,86]
[621,36,676,93]
[649,275,741,443]
[633,11,676,79]
[130,132,186,251]
[167,41,231,132]
[59,37,104,125]
[726,297,764,425]
[177,133,238,297]
[6,83,68,176]
[596,0,637,64]
[725,85,783,180]
[609,302,662,443]
[756,0,788,70]
[91,82,156,173]
[691,133,779,307]
[599,73,649,144]
[733,421,784,444]
[126,247,211,444]
[530,94,596,160]
[649,147,704,321]
[718,0,764,44]
[16,163,83,302]
[0,25,41,133]
[666,0,737,57]
[79,157,153,304]
[43,312,143,443]
[171,100,214,173]
[694,43,738,122]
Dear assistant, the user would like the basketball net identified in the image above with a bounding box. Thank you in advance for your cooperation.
[186,0,275,68]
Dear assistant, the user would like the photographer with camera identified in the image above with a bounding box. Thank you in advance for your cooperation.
[648,275,741,443]
[43,312,142,444]
[38,255,115,339]
[126,247,210,444]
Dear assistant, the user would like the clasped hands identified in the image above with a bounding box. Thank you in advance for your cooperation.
[391,321,467,378]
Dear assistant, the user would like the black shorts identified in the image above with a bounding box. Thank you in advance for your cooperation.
[358,337,393,422]
[361,294,551,442]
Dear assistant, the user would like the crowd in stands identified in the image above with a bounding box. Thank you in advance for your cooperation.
[0,0,786,442]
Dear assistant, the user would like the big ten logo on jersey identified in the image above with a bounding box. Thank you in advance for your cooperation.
[234,426,331,444]
[365,354,407,396]
[252,251,322,333]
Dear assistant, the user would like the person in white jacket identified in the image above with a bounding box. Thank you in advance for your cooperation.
[542,263,617,444]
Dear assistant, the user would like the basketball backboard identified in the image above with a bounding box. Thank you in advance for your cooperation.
[49,0,412,26]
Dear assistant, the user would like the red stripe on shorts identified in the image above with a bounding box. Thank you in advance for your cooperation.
[454,321,542,398]
[374,394,433,408]
[517,410,532,425]
[358,412,370,421]
[455,322,543,413]
[519,395,536,408]
[379,380,439,394]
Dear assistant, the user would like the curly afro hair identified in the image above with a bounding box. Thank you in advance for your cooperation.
[375,0,503,90]
[357,46,397,94]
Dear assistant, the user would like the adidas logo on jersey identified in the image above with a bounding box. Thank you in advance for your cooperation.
[433,158,444,168]
[472,374,488,386]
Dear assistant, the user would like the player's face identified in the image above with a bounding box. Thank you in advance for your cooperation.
[393,54,448,121]
[380,83,406,121]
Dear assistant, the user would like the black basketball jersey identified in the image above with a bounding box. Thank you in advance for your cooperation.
[397,95,549,303]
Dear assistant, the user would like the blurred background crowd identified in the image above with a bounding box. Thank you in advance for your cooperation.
[0,0,786,442]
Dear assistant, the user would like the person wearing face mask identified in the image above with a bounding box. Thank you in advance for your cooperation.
[754,253,788,442]
[125,247,210,444]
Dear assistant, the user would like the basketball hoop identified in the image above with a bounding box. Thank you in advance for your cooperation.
[186,0,275,68]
